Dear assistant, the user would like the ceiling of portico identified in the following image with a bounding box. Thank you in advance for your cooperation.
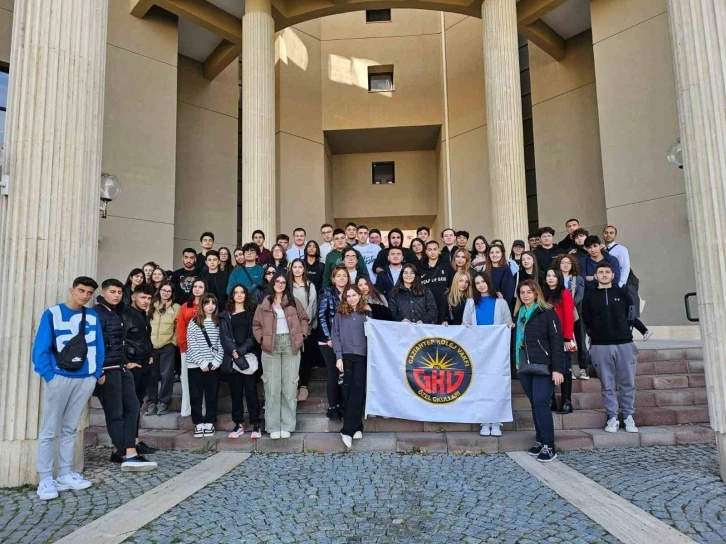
[132,0,591,80]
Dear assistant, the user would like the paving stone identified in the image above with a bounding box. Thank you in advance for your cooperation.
[583,428,641,449]
[395,432,448,453]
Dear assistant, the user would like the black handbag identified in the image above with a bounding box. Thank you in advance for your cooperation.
[516,347,551,376]
[53,308,88,371]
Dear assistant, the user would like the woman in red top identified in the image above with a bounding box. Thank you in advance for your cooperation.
[177,279,207,417]
[543,268,575,414]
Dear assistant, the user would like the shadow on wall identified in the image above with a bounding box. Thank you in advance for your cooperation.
[328,54,392,98]
[275,28,309,71]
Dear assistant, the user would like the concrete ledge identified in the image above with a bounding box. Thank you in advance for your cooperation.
[256,434,304,453]
[638,426,676,447]
[674,425,715,445]
[583,428,641,449]
[446,432,500,453]
[396,432,448,453]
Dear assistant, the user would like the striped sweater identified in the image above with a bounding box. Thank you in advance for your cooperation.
[186,318,223,369]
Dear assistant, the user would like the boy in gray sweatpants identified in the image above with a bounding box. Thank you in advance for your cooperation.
[582,262,638,433]
[31,277,105,500]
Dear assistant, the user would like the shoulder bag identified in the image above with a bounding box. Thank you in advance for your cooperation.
[53,307,89,371]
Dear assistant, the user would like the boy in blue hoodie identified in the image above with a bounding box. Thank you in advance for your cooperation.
[32,276,105,501]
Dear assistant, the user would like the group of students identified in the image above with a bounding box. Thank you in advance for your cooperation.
[32,219,647,500]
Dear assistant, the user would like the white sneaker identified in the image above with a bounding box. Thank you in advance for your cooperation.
[203,423,215,436]
[270,431,281,440]
[490,423,502,437]
[624,415,639,433]
[341,433,353,449]
[643,331,653,341]
[193,424,204,438]
[36,478,58,500]
[479,424,491,437]
[280,431,291,439]
[579,369,590,380]
[353,431,363,440]
[604,417,619,433]
[55,472,92,491]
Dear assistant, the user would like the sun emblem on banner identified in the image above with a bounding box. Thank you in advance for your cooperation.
[405,337,472,404]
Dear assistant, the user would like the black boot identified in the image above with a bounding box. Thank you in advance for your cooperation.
[558,374,573,414]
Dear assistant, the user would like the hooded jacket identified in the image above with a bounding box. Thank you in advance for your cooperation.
[176,301,199,353]
[93,296,125,370]
[372,229,417,272]
[582,285,634,345]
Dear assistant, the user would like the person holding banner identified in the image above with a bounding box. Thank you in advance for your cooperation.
[442,270,472,326]
[514,280,565,463]
[462,271,514,437]
[356,276,393,321]
[332,285,370,449]
[543,269,576,415]
[389,264,439,324]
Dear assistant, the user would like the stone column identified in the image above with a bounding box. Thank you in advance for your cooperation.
[0,0,108,487]
[667,0,726,481]
[241,0,276,241]
[481,0,529,245]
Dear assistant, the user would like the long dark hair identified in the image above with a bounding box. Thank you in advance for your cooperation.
[267,243,288,268]
[391,263,425,297]
[543,268,566,307]
[290,258,312,301]
[187,279,208,308]
[304,240,320,261]
[410,237,425,259]
[471,271,498,305]
[265,270,294,305]
[124,268,143,290]
[149,281,176,319]
[218,247,232,271]
[471,235,489,256]
[356,275,385,304]
[194,293,219,327]
[225,284,256,314]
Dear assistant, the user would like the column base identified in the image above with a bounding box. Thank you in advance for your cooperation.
[0,430,86,487]
[717,433,726,483]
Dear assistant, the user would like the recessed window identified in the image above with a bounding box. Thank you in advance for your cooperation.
[372,162,395,185]
[366,9,391,23]
[368,65,394,92]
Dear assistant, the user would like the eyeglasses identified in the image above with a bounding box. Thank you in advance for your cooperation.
[274,280,287,286]
[160,289,172,294]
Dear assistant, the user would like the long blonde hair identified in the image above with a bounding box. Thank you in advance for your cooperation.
[447,270,472,307]
[513,279,552,315]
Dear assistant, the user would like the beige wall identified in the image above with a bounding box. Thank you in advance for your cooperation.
[276,23,327,237]
[332,150,437,220]
[321,10,443,131]
[530,30,606,238]
[174,55,238,265]
[0,0,11,64]
[98,4,178,282]
[592,0,695,325]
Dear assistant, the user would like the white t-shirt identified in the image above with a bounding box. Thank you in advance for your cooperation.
[390,265,402,286]
[319,241,332,262]
[356,242,381,282]
[275,307,289,334]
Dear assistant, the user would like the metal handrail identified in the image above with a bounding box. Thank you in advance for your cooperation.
[685,292,699,322]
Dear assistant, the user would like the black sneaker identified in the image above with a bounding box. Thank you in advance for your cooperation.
[136,441,158,455]
[336,405,344,420]
[110,452,124,464]
[527,442,543,457]
[536,445,557,463]
[326,407,340,421]
[121,454,158,472]
[156,403,169,416]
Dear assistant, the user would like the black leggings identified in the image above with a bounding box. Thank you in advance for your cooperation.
[341,354,367,436]
[319,343,341,409]
[299,333,319,387]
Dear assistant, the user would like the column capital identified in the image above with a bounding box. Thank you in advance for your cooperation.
[245,0,272,16]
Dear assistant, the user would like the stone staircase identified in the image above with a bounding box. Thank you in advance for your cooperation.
[84,345,715,453]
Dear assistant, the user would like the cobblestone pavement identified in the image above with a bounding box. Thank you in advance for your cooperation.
[126,453,619,544]
[560,444,726,544]
[0,446,210,544]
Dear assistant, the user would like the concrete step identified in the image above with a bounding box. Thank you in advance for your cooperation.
[84,423,715,454]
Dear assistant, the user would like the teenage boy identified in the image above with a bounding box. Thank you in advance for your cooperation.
[252,229,270,264]
[171,248,198,305]
[287,227,307,261]
[32,277,104,500]
[528,234,540,251]
[579,235,620,290]
[227,243,264,293]
[94,280,157,471]
[533,227,566,272]
[319,223,334,261]
[582,263,638,434]
[344,222,358,246]
[440,228,457,263]
[417,226,430,243]
[455,230,470,249]
[276,234,290,251]
[355,225,381,282]
[420,240,453,323]
[557,218,580,251]
[373,228,416,273]
[570,228,589,259]
[196,232,215,271]
[199,250,230,308]
[369,229,385,249]
[322,229,368,287]
[375,246,404,298]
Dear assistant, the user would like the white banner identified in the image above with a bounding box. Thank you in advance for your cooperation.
[366,320,513,424]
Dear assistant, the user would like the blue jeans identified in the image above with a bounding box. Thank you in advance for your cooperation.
[519,373,555,448]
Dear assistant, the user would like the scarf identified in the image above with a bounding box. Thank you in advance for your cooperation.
[515,303,540,369]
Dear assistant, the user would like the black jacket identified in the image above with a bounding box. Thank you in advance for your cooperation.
[582,286,634,345]
[305,259,325,294]
[219,311,260,374]
[518,306,565,374]
[122,306,153,363]
[372,229,417,272]
[199,269,230,309]
[374,267,402,299]
[557,235,577,251]
[93,297,125,370]
[534,245,567,273]
[389,287,438,324]
[420,259,453,324]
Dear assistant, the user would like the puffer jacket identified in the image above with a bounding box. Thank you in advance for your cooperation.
[252,295,310,354]
[93,296,125,370]
[150,301,180,349]
[176,301,198,353]
[122,305,153,363]
[318,285,343,341]
[389,287,438,324]
[517,305,565,374]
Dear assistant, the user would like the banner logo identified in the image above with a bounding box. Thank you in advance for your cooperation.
[405,337,472,404]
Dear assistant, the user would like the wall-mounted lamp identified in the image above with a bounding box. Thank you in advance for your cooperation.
[100,173,122,218]
[667,138,684,169]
